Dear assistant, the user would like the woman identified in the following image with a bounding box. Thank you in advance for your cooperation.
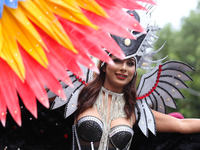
[74,55,137,150]
[67,9,200,150]
[72,54,200,150]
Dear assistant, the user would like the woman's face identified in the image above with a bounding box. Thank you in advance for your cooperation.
[103,56,136,92]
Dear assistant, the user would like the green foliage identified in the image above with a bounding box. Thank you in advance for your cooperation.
[153,1,200,118]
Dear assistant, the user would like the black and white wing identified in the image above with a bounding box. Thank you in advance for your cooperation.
[48,65,93,118]
[135,61,194,137]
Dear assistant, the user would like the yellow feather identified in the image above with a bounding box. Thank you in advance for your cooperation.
[74,0,109,18]
[0,0,112,81]
[45,0,98,29]
[19,0,78,54]
[1,29,25,81]
[3,7,48,68]
[47,0,82,13]
[5,5,43,47]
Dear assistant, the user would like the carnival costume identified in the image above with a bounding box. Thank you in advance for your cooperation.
[48,8,195,150]
[0,1,198,150]
[0,0,155,126]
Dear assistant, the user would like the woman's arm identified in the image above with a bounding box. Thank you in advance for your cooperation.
[152,109,200,134]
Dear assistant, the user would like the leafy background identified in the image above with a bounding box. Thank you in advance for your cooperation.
[137,0,200,118]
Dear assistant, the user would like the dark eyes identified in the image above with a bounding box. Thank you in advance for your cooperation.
[127,61,135,66]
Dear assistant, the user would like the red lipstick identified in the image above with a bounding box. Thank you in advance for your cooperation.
[115,73,127,80]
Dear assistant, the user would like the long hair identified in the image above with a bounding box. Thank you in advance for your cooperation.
[75,60,137,120]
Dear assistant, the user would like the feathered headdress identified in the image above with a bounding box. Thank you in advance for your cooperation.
[0,0,156,126]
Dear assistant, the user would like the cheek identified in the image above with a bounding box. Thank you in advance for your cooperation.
[129,68,136,76]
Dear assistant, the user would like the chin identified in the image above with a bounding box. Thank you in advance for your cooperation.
[114,82,127,89]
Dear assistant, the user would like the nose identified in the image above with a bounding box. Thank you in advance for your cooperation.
[120,62,127,72]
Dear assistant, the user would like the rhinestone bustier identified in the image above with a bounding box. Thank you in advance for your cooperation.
[76,116,134,150]
[77,116,103,142]
[109,125,134,149]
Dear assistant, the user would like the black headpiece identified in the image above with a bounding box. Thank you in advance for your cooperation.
[110,10,165,69]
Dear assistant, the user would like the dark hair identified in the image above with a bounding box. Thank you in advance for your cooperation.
[75,60,137,120]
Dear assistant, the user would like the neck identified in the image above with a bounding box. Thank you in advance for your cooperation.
[103,84,124,93]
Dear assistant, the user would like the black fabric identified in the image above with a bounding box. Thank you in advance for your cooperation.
[111,34,146,58]
[1,98,200,150]
[0,98,73,150]
[79,145,115,150]
[110,126,133,149]
[76,116,133,149]
[131,125,200,150]
[110,131,132,149]
[77,117,103,142]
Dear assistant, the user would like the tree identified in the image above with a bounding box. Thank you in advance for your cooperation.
[153,1,200,117]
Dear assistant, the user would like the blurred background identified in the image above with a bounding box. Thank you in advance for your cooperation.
[137,0,200,118]
[0,1,200,149]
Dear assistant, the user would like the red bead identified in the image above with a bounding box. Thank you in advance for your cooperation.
[82,81,86,84]
[75,76,79,79]
[159,65,162,69]
[64,134,68,138]
[79,78,82,82]
[130,13,134,16]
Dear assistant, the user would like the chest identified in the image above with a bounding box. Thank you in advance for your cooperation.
[76,116,134,150]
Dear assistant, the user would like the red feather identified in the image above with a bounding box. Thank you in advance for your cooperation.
[58,17,115,65]
[0,90,7,127]
[60,19,125,60]
[19,44,66,107]
[82,9,136,39]
[14,74,38,118]
[0,59,21,126]
[102,7,146,33]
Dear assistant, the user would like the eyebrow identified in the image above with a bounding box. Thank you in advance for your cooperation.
[129,58,136,62]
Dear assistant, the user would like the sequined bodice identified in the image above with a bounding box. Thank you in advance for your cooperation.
[72,86,134,150]
[77,116,134,150]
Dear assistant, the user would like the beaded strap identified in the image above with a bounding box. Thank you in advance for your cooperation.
[74,125,81,150]
[78,116,103,130]
[109,126,133,137]
[93,86,127,150]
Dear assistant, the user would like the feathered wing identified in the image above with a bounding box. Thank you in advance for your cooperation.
[0,0,157,126]
[48,64,93,118]
[135,61,194,137]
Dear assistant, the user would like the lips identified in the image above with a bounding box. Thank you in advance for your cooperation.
[115,73,127,80]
